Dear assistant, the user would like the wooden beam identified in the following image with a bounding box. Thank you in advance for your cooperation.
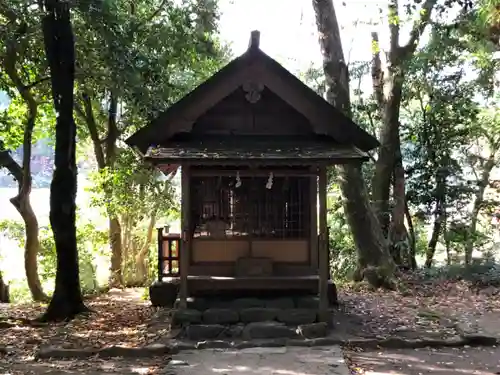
[318,166,329,322]
[157,228,163,282]
[147,158,366,166]
[179,165,191,308]
[310,166,318,269]
[190,169,318,177]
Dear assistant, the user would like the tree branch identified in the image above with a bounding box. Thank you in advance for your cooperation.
[3,37,37,198]
[80,92,106,169]
[129,0,169,38]
[400,0,438,58]
[371,31,385,110]
[105,91,119,166]
[0,147,23,185]
[388,0,400,61]
[25,76,51,90]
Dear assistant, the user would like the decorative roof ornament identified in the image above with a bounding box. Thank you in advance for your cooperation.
[242,81,264,103]
[248,30,260,51]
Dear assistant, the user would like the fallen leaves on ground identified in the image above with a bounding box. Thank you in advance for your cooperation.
[334,273,500,340]
[345,346,500,375]
[0,288,160,358]
[1,356,171,375]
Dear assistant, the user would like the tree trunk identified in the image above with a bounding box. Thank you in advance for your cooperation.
[389,142,409,266]
[135,211,157,285]
[424,205,444,268]
[0,150,47,302]
[424,175,446,268]
[404,199,417,269]
[39,0,88,322]
[2,33,48,302]
[465,154,496,264]
[312,0,395,287]
[108,217,123,288]
[78,89,124,288]
[0,271,9,303]
[371,76,404,234]
[17,198,48,302]
[371,0,438,234]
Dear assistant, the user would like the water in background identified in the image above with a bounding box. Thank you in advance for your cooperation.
[0,185,105,286]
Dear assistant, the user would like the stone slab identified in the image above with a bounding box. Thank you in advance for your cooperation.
[277,308,317,325]
[239,307,279,323]
[242,321,297,340]
[172,309,202,326]
[231,298,266,309]
[265,298,295,309]
[202,308,239,325]
[185,324,225,341]
[164,345,350,375]
[297,322,329,338]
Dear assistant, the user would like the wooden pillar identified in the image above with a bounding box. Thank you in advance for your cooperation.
[310,167,318,269]
[318,166,329,322]
[179,165,190,308]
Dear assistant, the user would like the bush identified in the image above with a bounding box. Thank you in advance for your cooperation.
[417,261,500,286]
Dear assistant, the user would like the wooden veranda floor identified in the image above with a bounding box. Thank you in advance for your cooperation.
[161,275,320,297]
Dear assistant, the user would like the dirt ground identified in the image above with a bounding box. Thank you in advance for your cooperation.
[331,277,500,340]
[1,279,500,374]
[346,346,500,375]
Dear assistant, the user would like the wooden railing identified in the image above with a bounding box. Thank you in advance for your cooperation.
[157,228,181,280]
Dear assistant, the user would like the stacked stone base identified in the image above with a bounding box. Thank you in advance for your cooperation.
[149,280,338,308]
[171,296,331,342]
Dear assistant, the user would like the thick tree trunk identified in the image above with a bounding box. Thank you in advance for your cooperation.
[371,77,404,234]
[371,0,438,235]
[312,0,395,287]
[465,154,496,264]
[389,142,408,266]
[39,0,88,322]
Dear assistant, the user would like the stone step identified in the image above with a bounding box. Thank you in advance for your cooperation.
[173,296,324,311]
[183,321,329,341]
[172,307,320,327]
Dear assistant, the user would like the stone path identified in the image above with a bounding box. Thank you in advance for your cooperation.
[165,345,350,375]
[347,346,500,375]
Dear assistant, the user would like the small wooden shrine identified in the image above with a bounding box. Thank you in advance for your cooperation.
[126,31,379,320]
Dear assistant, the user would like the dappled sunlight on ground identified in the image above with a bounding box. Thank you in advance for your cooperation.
[1,357,171,374]
[0,288,156,355]
[168,346,349,375]
[346,346,500,375]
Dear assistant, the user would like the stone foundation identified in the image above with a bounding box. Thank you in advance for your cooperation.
[174,295,328,311]
[148,280,338,307]
[170,296,331,341]
[177,320,329,341]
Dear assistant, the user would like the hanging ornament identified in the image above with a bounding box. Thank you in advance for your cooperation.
[266,172,274,189]
[235,171,242,188]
